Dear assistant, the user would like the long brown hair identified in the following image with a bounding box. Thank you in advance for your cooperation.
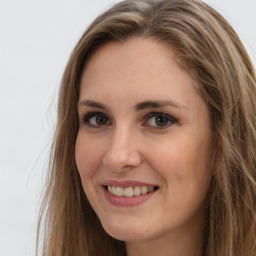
[37,0,256,255]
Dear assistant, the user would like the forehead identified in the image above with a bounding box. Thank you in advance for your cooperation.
[80,37,197,100]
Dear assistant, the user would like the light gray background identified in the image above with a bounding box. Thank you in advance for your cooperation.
[0,0,255,255]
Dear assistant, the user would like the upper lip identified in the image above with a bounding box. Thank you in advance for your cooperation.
[102,180,159,188]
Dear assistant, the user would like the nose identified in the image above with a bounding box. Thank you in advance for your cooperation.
[102,127,143,172]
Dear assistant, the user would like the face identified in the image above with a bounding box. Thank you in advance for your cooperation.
[75,38,212,244]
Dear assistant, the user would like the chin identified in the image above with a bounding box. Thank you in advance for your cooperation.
[100,218,149,242]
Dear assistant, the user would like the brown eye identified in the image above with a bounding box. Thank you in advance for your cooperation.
[145,112,177,128]
[155,116,169,126]
[83,112,110,127]
[95,115,108,125]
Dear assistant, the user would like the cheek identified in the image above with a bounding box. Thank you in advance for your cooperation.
[146,133,212,189]
[75,133,104,179]
[150,137,212,217]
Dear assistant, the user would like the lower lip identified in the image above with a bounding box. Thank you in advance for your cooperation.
[103,187,156,207]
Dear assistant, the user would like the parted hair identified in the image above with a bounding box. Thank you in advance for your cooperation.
[37,0,256,255]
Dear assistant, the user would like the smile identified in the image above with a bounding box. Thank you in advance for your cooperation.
[106,185,157,197]
[102,182,159,207]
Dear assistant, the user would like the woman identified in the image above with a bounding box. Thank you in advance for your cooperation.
[37,0,256,255]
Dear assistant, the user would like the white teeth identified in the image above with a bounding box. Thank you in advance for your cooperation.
[112,186,116,195]
[115,187,124,196]
[107,185,155,197]
[124,187,133,197]
[141,186,148,195]
[133,186,141,196]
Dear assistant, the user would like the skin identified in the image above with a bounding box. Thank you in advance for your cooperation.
[75,37,213,256]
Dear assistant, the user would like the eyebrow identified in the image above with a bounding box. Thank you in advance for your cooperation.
[78,99,187,111]
[78,100,108,110]
[135,100,187,111]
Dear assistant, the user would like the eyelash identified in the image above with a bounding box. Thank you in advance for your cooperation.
[144,112,177,129]
[81,111,177,129]
[82,112,110,128]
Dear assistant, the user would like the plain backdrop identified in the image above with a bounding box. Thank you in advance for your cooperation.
[0,0,255,255]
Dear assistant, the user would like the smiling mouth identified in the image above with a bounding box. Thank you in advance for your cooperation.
[104,185,159,197]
